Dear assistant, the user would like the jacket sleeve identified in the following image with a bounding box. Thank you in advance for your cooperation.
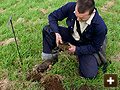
[48,2,75,33]
[74,24,107,55]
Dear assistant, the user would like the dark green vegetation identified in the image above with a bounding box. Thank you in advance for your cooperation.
[0,0,120,89]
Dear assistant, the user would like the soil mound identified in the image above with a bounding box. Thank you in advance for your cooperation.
[26,72,43,82]
[42,75,65,90]
[27,72,65,90]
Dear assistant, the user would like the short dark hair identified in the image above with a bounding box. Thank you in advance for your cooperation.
[77,0,95,15]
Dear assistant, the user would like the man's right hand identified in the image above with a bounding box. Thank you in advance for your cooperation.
[55,33,63,46]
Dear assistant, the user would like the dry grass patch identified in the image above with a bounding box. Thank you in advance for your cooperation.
[40,7,51,14]
[110,53,120,62]
[0,38,19,46]
[14,18,25,26]
[0,79,9,90]
[25,20,31,25]
[29,8,38,11]
[100,1,115,13]
[0,8,6,13]
[118,42,120,46]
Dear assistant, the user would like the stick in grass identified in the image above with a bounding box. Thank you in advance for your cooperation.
[8,14,23,65]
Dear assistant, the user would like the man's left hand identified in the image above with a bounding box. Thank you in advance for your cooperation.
[66,43,76,54]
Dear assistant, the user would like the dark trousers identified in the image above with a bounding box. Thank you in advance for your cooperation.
[42,25,98,79]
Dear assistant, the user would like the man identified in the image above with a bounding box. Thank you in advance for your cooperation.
[37,0,107,79]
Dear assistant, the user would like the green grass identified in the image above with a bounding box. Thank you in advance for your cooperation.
[0,0,120,89]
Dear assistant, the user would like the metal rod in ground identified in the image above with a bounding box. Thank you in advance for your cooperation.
[8,14,23,65]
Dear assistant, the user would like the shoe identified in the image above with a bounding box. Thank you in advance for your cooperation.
[37,61,51,73]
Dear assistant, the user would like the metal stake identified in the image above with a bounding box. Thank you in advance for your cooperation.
[8,14,23,65]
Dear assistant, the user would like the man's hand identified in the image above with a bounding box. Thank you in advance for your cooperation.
[66,43,76,54]
[55,33,63,46]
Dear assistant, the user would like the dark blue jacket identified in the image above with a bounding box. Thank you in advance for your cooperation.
[48,2,107,55]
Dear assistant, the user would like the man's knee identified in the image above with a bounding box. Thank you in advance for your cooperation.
[78,54,98,79]
[42,25,50,33]
[83,73,97,79]
[79,70,97,79]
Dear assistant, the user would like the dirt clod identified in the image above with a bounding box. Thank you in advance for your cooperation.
[58,42,69,51]
[52,42,69,53]
[42,75,65,90]
[26,70,65,90]
[26,72,43,82]
[80,84,95,90]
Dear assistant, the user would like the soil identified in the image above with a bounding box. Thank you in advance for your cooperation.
[27,72,65,90]
[26,72,96,90]
[42,75,65,90]
[58,42,69,51]
[26,72,43,82]
[52,42,69,53]
[65,84,95,90]
[79,84,95,90]
[26,41,96,90]
[26,42,69,90]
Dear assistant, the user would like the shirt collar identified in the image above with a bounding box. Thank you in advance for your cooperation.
[86,9,96,25]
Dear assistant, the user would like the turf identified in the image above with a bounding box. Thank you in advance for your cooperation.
[0,0,120,89]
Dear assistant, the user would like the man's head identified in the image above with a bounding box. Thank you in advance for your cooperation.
[75,0,95,22]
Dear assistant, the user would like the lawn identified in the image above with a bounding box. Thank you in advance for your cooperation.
[0,0,120,90]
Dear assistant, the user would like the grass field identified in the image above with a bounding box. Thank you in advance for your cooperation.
[0,0,120,89]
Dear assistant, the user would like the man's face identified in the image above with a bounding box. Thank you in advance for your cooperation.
[75,5,91,22]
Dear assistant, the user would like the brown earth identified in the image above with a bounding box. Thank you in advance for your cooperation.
[26,72,43,82]
[27,72,65,90]
[79,84,95,90]
[58,42,69,51]
[42,75,65,90]
[26,42,96,90]
[52,42,69,53]
[26,71,96,90]
[64,84,95,90]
